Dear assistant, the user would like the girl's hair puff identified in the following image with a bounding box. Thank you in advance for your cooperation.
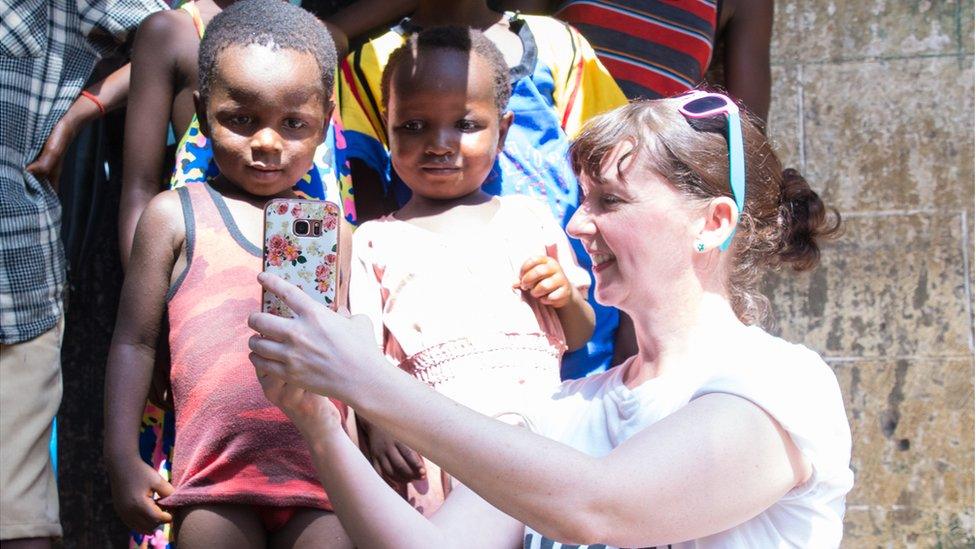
[570,96,841,325]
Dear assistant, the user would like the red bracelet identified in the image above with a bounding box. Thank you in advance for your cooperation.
[80,90,106,116]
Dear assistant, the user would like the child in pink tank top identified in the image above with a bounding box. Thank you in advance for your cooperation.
[103,2,354,546]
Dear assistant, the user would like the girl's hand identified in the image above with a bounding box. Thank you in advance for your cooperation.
[365,424,426,484]
[255,369,344,437]
[248,273,385,400]
[106,457,174,535]
[516,252,574,308]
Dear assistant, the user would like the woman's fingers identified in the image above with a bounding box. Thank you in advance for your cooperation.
[248,309,295,343]
[250,351,288,381]
[257,272,318,318]
[248,332,292,361]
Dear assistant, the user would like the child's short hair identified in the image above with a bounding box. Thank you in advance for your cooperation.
[381,26,512,115]
[198,0,336,103]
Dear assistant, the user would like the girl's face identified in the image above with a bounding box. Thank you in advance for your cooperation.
[386,48,511,201]
[200,44,331,197]
[567,144,698,308]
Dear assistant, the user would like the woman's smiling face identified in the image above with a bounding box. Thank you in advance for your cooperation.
[567,142,698,308]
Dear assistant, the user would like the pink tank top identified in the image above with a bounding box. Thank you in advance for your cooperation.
[161,183,332,510]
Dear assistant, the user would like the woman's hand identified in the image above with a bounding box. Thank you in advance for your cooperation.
[248,273,386,401]
[256,370,344,438]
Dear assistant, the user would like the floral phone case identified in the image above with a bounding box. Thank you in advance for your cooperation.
[262,199,341,316]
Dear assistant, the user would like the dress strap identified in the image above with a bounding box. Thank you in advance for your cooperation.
[180,1,206,39]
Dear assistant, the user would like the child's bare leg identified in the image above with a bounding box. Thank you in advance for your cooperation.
[176,504,266,549]
[269,508,352,549]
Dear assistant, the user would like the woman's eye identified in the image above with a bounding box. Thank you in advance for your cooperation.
[284,118,307,130]
[600,194,622,206]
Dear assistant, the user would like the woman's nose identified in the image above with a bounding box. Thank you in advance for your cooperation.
[567,204,594,238]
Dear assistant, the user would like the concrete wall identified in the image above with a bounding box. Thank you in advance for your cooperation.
[762,1,974,546]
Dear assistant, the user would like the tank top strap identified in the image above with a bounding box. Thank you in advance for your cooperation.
[179,1,206,39]
[183,183,262,257]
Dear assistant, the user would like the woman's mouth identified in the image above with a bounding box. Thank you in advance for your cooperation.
[591,252,615,273]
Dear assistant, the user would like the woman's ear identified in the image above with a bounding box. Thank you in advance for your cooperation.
[193,91,210,138]
[497,111,514,152]
[694,196,739,252]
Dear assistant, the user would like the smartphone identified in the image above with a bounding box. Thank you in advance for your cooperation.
[262,198,341,316]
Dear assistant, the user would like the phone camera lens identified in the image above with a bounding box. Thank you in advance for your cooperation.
[294,219,311,236]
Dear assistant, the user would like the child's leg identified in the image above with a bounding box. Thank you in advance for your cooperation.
[269,509,352,549]
[175,504,266,549]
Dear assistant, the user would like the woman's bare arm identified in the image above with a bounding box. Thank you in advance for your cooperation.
[248,276,810,547]
[256,374,524,549]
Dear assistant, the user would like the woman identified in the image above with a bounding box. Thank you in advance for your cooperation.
[247,93,854,548]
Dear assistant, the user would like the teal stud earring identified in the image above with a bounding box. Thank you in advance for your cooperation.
[695,241,706,253]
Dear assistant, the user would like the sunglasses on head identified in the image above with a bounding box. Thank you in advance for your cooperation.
[676,91,746,251]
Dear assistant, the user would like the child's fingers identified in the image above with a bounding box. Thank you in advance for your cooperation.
[517,255,548,278]
[518,259,557,289]
[538,285,570,305]
[397,442,426,477]
[385,445,417,481]
[151,475,175,498]
[528,275,563,298]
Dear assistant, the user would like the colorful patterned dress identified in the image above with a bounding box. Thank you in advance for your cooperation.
[338,12,627,379]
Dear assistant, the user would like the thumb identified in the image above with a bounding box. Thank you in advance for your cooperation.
[152,475,175,498]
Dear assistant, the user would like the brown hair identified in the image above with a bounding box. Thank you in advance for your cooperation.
[570,97,841,325]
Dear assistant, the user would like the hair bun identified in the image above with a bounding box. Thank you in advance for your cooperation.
[777,168,841,271]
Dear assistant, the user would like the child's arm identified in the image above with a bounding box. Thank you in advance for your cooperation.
[119,11,196,268]
[517,200,596,351]
[718,0,773,121]
[517,253,594,351]
[26,63,130,189]
[347,229,425,483]
[325,0,417,58]
[103,190,184,533]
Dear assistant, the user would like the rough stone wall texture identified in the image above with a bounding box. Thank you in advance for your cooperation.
[762,1,974,547]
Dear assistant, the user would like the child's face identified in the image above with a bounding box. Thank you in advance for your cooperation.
[386,48,511,201]
[199,43,332,196]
